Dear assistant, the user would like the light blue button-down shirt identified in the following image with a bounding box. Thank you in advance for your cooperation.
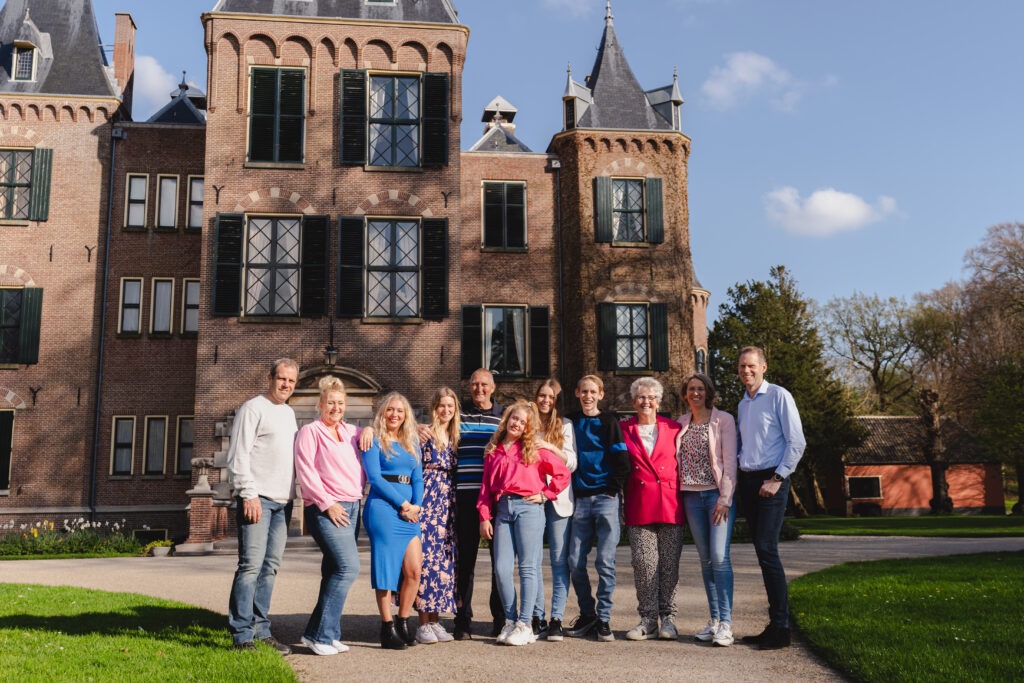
[736,381,806,478]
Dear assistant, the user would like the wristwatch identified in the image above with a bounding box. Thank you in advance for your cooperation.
[772,473,784,482]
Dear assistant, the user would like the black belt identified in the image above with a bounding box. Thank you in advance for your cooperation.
[383,474,412,485]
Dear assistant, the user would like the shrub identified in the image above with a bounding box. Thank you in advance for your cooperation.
[0,518,144,558]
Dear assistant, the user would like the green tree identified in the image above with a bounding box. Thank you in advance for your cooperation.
[709,266,864,515]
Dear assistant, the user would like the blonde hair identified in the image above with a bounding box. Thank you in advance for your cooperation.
[535,379,565,449]
[430,387,461,449]
[487,401,540,465]
[373,392,419,459]
[318,376,346,402]
[577,374,604,392]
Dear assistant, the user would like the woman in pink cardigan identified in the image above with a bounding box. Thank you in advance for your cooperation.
[620,377,684,642]
[678,373,738,647]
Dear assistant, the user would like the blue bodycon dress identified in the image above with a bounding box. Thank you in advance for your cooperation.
[363,438,424,591]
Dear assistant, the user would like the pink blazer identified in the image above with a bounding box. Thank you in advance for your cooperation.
[677,408,738,507]
[620,415,684,526]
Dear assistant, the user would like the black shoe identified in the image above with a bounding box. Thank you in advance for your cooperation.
[490,619,505,638]
[566,614,599,638]
[758,626,791,650]
[453,623,472,641]
[742,624,772,645]
[546,618,564,642]
[256,635,292,655]
[394,616,418,647]
[380,621,408,650]
[233,641,256,651]
[596,620,614,642]
[531,616,548,637]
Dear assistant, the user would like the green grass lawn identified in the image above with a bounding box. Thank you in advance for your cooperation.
[790,514,1023,537]
[790,552,1024,683]
[0,584,296,682]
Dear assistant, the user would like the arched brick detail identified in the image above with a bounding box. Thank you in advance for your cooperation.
[0,387,28,410]
[0,125,41,147]
[0,265,37,287]
[354,190,434,217]
[231,187,318,215]
[597,157,651,177]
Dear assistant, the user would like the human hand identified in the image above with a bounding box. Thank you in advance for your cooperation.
[358,427,375,452]
[480,519,493,540]
[526,493,546,505]
[759,478,782,498]
[401,504,421,523]
[712,502,729,525]
[325,502,350,528]
[242,497,262,524]
[418,424,433,444]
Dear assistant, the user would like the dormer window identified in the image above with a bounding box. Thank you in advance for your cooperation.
[13,45,35,82]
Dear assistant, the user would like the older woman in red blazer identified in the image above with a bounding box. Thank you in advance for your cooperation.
[620,377,684,642]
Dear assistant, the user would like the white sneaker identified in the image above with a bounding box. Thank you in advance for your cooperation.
[430,622,454,642]
[625,618,659,641]
[300,636,339,656]
[659,618,679,640]
[416,624,439,644]
[694,618,719,642]
[496,620,517,644]
[505,621,536,646]
[330,640,350,653]
[713,621,734,647]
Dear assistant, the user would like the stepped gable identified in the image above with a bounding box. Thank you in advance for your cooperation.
[212,0,459,23]
[0,0,116,97]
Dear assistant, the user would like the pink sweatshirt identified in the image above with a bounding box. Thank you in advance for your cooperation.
[476,441,571,521]
[294,418,364,511]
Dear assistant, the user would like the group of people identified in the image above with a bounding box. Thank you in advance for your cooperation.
[225,346,805,656]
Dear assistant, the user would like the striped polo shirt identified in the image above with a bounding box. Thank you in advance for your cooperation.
[455,401,504,492]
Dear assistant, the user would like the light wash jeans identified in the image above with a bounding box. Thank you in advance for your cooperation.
[682,490,736,624]
[228,496,291,644]
[492,495,546,624]
[303,501,361,645]
[568,493,621,622]
[533,501,572,620]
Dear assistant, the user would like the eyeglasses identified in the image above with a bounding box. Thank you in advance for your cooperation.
[635,395,659,403]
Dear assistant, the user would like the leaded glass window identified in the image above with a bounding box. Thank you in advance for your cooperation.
[0,150,32,220]
[369,76,420,167]
[616,304,649,370]
[612,178,644,242]
[366,219,419,317]
[13,47,34,81]
[244,217,300,316]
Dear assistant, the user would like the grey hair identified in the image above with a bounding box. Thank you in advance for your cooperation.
[269,357,299,377]
[629,376,664,401]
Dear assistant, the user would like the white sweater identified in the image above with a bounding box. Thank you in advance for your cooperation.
[227,394,298,503]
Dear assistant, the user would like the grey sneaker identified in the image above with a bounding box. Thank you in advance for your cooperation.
[695,618,720,642]
[659,618,679,640]
[625,618,659,641]
[713,621,734,647]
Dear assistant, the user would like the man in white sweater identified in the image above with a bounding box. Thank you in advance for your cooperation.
[227,358,299,653]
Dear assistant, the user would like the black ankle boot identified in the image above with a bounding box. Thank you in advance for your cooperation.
[394,616,418,646]
[380,621,408,650]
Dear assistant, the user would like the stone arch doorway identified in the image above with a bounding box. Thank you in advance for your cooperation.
[289,365,383,429]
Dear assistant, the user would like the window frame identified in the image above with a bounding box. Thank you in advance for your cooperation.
[181,278,200,336]
[149,278,174,335]
[247,66,307,165]
[175,416,194,475]
[847,475,883,500]
[368,73,421,168]
[110,416,136,476]
[364,217,421,319]
[12,46,35,82]
[155,175,179,231]
[186,176,204,231]
[117,277,143,336]
[481,304,529,377]
[611,177,646,244]
[613,302,651,371]
[242,215,302,318]
[124,173,148,229]
[0,148,33,220]
[481,181,527,250]
[143,416,168,476]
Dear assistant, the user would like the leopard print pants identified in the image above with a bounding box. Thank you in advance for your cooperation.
[627,524,684,620]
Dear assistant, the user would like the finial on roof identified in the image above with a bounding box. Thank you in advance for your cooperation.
[23,6,30,22]
[605,0,613,26]
[567,62,572,76]
[179,71,189,93]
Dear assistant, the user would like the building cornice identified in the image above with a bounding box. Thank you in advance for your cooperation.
[201,12,471,38]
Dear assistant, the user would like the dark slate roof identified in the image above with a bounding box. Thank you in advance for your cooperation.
[845,416,993,465]
[576,9,672,131]
[467,124,532,153]
[213,0,459,23]
[148,82,206,125]
[0,0,116,98]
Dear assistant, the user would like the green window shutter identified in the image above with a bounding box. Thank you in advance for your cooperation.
[597,302,617,371]
[646,177,664,244]
[482,182,504,247]
[594,176,613,243]
[28,148,52,221]
[529,306,550,378]
[300,215,329,318]
[17,287,42,365]
[249,68,278,162]
[277,69,306,163]
[337,216,365,318]
[212,213,244,316]
[421,72,449,167]
[461,305,482,379]
[505,183,526,248]
[340,69,368,165]
[0,410,12,490]
[421,218,448,320]
[650,303,669,371]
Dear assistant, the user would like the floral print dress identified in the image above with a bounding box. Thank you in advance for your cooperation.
[415,438,457,613]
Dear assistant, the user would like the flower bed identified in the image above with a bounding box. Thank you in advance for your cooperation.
[0,518,144,558]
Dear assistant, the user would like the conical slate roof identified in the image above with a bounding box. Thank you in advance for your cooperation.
[213,0,459,23]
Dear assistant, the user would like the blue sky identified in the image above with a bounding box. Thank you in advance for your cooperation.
[93,0,1024,320]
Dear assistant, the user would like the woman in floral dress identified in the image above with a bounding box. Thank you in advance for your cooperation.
[414,387,461,643]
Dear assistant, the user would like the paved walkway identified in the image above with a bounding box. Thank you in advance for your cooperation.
[3,535,1023,682]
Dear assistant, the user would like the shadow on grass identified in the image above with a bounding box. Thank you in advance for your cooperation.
[0,605,225,646]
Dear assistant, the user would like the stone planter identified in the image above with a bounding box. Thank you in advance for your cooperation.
[149,546,171,557]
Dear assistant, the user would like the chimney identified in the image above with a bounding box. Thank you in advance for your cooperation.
[113,13,137,118]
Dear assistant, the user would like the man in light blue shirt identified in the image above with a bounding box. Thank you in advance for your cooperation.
[735,346,805,650]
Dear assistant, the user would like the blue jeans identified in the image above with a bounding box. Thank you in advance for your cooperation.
[228,497,291,644]
[738,470,790,628]
[533,502,572,620]
[682,490,736,624]
[568,493,621,622]
[492,496,546,624]
[303,501,361,645]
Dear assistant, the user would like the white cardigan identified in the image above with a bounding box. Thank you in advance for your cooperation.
[547,419,577,518]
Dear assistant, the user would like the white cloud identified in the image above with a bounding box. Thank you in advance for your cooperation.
[764,186,899,237]
[132,55,179,119]
[701,51,804,112]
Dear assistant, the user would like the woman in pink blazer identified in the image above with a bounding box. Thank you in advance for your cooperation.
[677,373,738,647]
[620,377,684,642]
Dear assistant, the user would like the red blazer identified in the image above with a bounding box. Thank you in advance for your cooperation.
[620,415,684,526]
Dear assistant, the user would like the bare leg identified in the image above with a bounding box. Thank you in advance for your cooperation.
[398,537,423,618]
[375,589,393,622]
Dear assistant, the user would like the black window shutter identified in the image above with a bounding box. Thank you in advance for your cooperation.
[598,302,617,370]
[337,216,365,318]
[505,183,526,248]
[421,72,449,167]
[340,70,367,165]
[17,287,43,365]
[300,215,329,318]
[28,148,52,221]
[212,213,244,316]
[0,411,11,490]
[594,176,613,243]
[277,70,306,163]
[646,177,664,244]
[249,69,277,162]
[421,218,448,319]
[461,305,482,379]
[650,303,669,371]
[529,306,550,378]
